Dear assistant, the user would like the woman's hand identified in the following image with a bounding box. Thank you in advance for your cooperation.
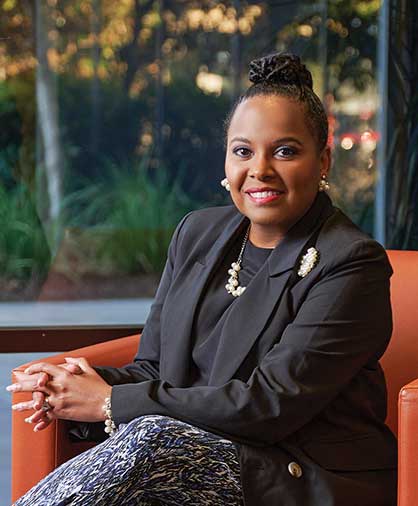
[8,370,50,411]
[8,357,112,431]
[9,361,83,413]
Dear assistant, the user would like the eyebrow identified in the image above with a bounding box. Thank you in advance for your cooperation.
[229,136,303,147]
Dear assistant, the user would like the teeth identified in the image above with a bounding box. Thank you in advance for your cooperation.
[249,191,280,198]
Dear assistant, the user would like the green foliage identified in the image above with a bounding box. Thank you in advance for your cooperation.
[0,182,50,280]
[57,71,230,203]
[0,76,37,191]
[0,82,22,185]
[4,0,412,290]
[58,77,150,177]
[61,159,200,274]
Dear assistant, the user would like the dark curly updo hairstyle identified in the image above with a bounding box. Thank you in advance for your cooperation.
[224,53,328,151]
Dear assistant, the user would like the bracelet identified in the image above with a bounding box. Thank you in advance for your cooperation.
[103,397,117,437]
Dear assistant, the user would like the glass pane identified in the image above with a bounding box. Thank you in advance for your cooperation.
[0,0,381,326]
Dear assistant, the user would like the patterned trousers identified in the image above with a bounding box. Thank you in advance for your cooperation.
[15,415,243,506]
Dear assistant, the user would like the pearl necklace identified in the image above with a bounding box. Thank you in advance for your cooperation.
[225,226,250,297]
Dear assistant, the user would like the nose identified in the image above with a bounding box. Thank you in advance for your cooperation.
[248,153,274,180]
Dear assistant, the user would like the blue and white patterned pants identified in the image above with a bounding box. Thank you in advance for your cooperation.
[15,415,243,505]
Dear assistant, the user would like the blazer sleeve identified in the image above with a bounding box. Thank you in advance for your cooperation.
[109,238,393,445]
[93,211,193,386]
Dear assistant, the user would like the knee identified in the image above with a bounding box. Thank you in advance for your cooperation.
[124,414,183,439]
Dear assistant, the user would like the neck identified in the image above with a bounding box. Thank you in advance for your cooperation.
[248,225,285,249]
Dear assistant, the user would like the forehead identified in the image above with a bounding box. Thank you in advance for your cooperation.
[228,95,311,142]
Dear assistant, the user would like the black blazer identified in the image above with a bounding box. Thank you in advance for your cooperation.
[95,192,397,506]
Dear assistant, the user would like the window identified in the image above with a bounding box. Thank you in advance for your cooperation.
[0,0,409,327]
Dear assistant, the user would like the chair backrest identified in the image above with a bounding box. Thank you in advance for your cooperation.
[381,250,418,435]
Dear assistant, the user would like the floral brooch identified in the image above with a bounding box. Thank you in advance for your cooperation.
[298,247,319,278]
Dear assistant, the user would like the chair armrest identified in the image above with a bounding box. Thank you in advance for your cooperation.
[398,378,418,506]
[11,334,140,502]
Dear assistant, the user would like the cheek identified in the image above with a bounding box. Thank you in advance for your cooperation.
[225,161,245,188]
[285,161,320,190]
[224,155,232,178]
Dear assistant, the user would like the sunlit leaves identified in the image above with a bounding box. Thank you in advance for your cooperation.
[47,48,62,71]
[196,68,223,95]
[2,0,16,12]
[355,0,380,17]
[182,4,262,34]
[143,10,162,28]
[0,0,266,85]
[326,18,349,38]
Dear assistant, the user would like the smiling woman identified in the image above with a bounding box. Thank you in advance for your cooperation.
[9,53,397,506]
[225,95,330,247]
[224,54,330,248]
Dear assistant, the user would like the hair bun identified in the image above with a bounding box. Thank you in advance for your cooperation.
[248,53,313,89]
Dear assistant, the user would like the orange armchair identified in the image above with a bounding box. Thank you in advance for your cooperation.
[11,334,140,502]
[11,250,418,505]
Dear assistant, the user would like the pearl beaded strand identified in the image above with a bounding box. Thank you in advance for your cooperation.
[225,226,250,297]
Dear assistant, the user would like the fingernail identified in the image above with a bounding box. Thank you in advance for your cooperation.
[25,417,33,423]
[6,385,19,392]
[12,404,21,411]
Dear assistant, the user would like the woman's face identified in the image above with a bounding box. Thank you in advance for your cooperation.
[225,94,330,247]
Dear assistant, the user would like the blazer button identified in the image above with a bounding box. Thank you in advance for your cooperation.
[288,461,303,478]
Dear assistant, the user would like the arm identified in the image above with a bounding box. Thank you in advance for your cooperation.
[8,212,192,433]
[110,239,392,445]
[93,211,193,386]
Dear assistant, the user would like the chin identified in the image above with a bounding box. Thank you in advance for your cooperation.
[244,204,284,220]
[246,213,291,230]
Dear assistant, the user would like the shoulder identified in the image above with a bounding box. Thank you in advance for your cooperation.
[183,205,239,226]
[176,205,240,238]
[169,205,242,261]
[317,206,392,278]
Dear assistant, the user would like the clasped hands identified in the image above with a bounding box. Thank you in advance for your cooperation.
[7,357,112,432]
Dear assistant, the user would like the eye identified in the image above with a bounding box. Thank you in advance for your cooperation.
[275,146,297,158]
[232,146,252,158]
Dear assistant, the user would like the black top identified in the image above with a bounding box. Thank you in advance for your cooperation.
[191,232,273,385]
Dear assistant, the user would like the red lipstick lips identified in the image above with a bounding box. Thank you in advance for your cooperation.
[245,187,284,205]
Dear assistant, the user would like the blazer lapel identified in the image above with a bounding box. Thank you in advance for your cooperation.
[209,192,335,385]
[208,266,294,386]
[162,211,248,385]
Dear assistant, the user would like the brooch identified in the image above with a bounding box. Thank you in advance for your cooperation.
[298,247,319,278]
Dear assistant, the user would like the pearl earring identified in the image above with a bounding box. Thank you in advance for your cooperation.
[318,174,330,192]
[221,178,231,192]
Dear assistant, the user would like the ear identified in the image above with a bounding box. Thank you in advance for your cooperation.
[319,145,331,177]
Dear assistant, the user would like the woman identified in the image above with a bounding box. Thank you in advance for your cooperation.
[8,53,397,505]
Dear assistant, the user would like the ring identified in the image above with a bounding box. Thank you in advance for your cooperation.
[42,399,52,412]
